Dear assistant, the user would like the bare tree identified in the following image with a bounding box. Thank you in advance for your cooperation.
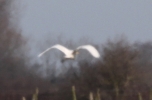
[100,39,139,100]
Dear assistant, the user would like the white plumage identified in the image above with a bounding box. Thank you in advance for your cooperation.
[76,45,100,58]
[38,44,100,60]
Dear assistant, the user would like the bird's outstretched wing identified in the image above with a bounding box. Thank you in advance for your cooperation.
[77,45,100,58]
[38,44,72,57]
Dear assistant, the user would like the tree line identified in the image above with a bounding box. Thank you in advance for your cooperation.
[1,0,152,100]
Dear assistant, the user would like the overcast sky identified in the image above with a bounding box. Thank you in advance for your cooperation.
[20,0,152,46]
[18,0,152,73]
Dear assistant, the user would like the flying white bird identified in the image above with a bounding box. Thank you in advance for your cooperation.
[38,44,100,62]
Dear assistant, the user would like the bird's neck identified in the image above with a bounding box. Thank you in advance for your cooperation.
[72,50,77,55]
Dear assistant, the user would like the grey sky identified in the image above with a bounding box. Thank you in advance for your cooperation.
[19,0,152,75]
[20,0,152,44]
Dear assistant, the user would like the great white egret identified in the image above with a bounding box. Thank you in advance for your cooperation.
[38,44,100,62]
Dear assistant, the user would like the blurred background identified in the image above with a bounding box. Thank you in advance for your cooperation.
[0,0,152,100]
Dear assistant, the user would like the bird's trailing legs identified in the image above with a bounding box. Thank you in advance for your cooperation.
[61,58,75,63]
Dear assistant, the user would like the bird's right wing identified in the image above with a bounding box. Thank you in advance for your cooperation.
[77,45,100,58]
[38,44,72,57]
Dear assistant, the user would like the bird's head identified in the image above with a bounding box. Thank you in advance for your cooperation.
[72,50,79,55]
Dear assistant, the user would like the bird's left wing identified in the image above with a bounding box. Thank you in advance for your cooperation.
[77,45,100,58]
[38,44,72,57]
[38,46,53,57]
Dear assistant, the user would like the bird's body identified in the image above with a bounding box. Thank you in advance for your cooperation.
[38,44,100,62]
[52,44,75,58]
